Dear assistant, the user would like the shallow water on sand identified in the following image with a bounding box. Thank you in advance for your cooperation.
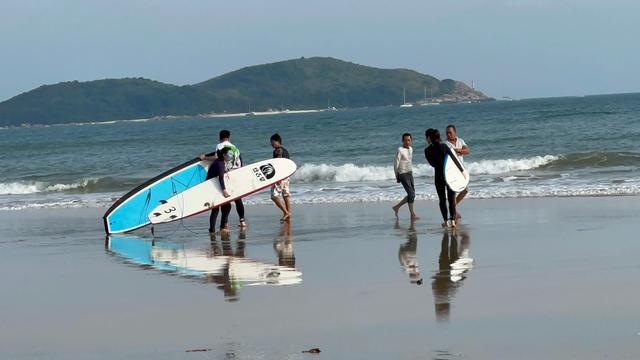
[1,197,639,359]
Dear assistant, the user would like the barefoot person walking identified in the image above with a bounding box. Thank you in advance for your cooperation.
[392,133,419,220]
[425,129,457,228]
[270,133,292,222]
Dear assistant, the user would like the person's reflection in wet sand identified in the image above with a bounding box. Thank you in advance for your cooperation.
[273,222,295,268]
[397,220,423,285]
[431,228,473,323]
[208,230,243,301]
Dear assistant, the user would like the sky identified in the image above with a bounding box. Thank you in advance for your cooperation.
[1,0,639,101]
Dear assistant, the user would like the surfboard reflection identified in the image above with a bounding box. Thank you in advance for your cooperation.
[431,229,473,323]
[106,232,302,301]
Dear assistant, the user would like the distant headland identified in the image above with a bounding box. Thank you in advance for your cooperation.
[0,57,493,126]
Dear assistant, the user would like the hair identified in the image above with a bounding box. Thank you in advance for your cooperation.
[446,124,457,132]
[402,132,412,140]
[270,133,282,144]
[219,129,231,140]
[426,128,441,144]
[216,147,230,160]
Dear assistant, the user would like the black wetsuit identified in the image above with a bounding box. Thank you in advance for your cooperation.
[273,146,290,159]
[425,143,457,222]
[206,159,232,232]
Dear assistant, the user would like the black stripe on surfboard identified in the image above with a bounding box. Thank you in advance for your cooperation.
[102,157,203,235]
[446,148,465,173]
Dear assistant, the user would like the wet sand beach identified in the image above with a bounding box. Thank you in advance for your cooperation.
[1,197,639,359]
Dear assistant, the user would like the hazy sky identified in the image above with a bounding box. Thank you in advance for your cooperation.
[1,0,638,101]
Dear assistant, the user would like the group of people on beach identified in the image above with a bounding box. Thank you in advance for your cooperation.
[392,125,470,228]
[198,130,292,234]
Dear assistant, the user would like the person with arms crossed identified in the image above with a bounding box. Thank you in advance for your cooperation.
[445,124,470,219]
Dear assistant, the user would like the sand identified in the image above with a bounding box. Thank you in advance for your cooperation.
[1,196,639,359]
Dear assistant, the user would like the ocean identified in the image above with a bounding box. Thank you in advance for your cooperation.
[1,93,639,211]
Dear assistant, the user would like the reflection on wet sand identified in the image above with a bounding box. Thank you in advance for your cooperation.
[106,230,302,301]
[274,222,295,268]
[397,220,423,285]
[431,229,473,323]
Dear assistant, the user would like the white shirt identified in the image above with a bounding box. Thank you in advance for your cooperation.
[216,140,242,170]
[446,137,467,164]
[394,146,413,175]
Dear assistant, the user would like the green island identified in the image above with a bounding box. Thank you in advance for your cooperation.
[0,57,492,126]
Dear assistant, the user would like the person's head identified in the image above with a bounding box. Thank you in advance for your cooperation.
[445,125,457,142]
[402,133,412,148]
[216,147,230,161]
[426,128,441,144]
[270,133,282,148]
[219,129,231,141]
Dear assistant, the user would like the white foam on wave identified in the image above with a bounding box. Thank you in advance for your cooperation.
[293,163,433,183]
[0,178,100,195]
[466,155,558,175]
[294,155,559,183]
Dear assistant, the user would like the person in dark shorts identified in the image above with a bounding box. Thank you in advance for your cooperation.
[270,133,292,222]
[205,148,232,234]
[392,133,419,220]
[425,128,457,228]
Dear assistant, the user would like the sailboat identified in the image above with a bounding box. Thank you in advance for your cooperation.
[400,88,413,108]
[421,87,440,106]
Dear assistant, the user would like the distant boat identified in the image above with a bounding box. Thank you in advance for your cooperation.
[421,87,440,106]
[400,88,413,108]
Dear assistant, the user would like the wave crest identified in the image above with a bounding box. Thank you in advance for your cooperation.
[293,155,558,183]
[0,178,103,195]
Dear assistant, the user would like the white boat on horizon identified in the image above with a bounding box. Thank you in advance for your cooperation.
[400,88,413,108]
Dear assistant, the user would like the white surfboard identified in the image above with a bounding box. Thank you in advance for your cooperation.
[444,151,469,192]
[148,158,297,224]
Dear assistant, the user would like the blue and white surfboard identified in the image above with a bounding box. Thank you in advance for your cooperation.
[103,158,211,234]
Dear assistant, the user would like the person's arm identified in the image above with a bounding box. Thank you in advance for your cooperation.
[216,161,230,197]
[394,148,401,175]
[425,147,436,168]
[199,152,217,161]
[456,139,470,156]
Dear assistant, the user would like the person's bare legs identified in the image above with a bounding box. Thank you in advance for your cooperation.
[408,202,419,220]
[455,188,468,221]
[272,196,289,221]
[282,195,291,221]
[392,197,408,219]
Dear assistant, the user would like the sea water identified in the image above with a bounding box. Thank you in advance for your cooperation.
[1,93,639,210]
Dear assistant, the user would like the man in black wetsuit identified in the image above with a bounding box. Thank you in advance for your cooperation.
[425,128,457,228]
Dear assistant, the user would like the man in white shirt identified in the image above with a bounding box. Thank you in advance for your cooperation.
[445,125,470,210]
[392,133,419,221]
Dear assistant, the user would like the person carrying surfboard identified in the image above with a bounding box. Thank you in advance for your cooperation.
[445,124,470,220]
[392,133,419,221]
[270,133,292,222]
[425,128,458,228]
[200,130,247,228]
[204,148,233,234]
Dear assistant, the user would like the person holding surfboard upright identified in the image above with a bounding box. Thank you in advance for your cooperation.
[205,148,233,234]
[392,133,419,220]
[425,129,457,228]
[216,130,247,228]
[270,133,292,222]
[445,125,470,219]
